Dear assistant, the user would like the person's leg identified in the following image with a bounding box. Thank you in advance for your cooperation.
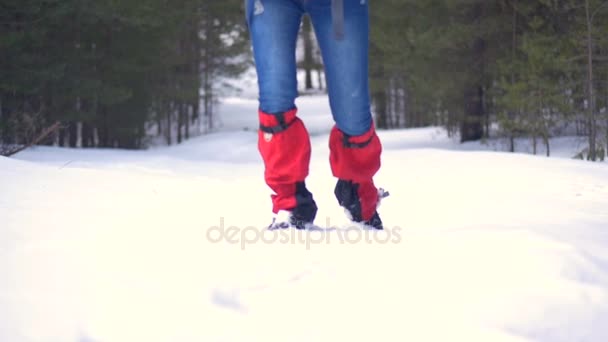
[306,0,372,136]
[307,0,383,228]
[247,0,317,226]
[247,0,301,113]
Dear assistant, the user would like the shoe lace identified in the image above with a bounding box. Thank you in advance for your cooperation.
[269,210,292,230]
[377,188,390,209]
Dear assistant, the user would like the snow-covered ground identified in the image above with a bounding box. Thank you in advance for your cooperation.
[2,95,608,342]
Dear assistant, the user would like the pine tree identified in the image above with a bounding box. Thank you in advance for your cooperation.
[0,0,250,150]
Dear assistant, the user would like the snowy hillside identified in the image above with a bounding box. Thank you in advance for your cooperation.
[1,96,608,342]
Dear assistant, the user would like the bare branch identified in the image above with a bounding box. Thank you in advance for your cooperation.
[591,0,608,23]
[2,122,62,157]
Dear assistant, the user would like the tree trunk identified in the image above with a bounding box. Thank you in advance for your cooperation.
[508,0,518,151]
[302,16,314,90]
[387,80,394,129]
[68,121,78,147]
[58,126,66,147]
[166,102,172,145]
[82,122,93,148]
[461,84,485,142]
[2,122,61,157]
[100,111,110,148]
[585,0,597,161]
[202,20,213,133]
[204,90,212,132]
[461,22,486,143]
[157,108,163,136]
[317,69,325,91]
[193,99,200,136]
[0,97,3,131]
[374,89,388,129]
[185,104,191,140]
[177,103,183,144]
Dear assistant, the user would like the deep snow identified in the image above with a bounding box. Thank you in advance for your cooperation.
[1,95,608,342]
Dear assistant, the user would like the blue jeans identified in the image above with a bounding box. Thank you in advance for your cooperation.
[246,0,372,136]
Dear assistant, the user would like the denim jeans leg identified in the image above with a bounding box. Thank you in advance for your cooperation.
[247,0,304,114]
[307,0,372,136]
